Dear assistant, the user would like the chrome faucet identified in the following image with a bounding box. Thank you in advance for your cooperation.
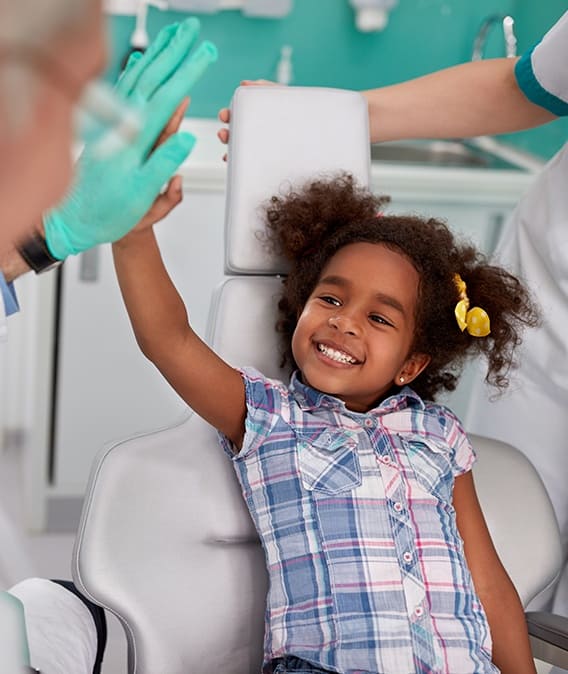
[471,14,517,61]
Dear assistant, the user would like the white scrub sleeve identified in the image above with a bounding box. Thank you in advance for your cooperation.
[8,578,98,674]
[515,11,568,116]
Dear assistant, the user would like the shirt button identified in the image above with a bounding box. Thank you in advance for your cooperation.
[414,606,424,617]
[393,501,403,513]
[403,551,413,564]
[381,455,391,464]
[364,418,374,428]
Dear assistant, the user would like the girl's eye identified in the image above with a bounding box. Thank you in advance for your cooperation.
[320,295,341,306]
[370,314,393,327]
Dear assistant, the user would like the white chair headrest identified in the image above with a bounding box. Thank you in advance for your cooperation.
[224,85,371,275]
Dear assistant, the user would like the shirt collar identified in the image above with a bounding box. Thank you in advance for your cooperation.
[289,370,425,417]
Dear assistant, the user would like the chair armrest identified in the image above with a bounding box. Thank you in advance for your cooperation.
[526,611,568,669]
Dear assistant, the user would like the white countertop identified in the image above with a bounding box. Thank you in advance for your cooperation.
[180,118,536,206]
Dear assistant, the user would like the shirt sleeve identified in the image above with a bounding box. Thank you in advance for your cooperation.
[514,11,568,116]
[441,407,476,477]
[0,272,19,340]
[217,366,289,460]
[0,272,19,317]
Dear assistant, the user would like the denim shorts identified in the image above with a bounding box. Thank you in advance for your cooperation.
[271,655,335,673]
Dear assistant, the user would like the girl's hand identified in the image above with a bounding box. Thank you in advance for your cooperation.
[217,79,277,161]
[122,97,190,240]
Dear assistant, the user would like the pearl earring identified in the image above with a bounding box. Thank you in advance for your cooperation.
[399,376,405,384]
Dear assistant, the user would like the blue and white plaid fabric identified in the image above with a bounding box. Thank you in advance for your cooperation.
[219,368,498,674]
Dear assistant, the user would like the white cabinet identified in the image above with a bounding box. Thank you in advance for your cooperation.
[53,189,226,493]
[384,201,508,256]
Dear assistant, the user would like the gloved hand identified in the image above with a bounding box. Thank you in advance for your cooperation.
[44,18,217,260]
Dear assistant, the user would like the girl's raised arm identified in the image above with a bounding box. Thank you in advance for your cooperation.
[453,472,536,674]
[113,225,246,449]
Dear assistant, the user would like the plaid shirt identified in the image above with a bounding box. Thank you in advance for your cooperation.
[220,368,498,674]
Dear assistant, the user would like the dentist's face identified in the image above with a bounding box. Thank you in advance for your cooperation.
[0,0,107,249]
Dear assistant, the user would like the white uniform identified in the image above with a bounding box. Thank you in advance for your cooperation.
[466,11,568,616]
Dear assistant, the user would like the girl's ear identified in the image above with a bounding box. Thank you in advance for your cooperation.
[396,352,431,385]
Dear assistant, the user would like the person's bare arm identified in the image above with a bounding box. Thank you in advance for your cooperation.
[0,242,36,282]
[363,58,556,143]
[453,471,536,674]
[217,62,555,152]
[112,98,246,447]
[113,228,246,448]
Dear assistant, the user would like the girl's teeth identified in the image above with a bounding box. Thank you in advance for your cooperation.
[318,344,356,364]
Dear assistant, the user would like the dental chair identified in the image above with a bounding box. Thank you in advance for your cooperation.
[72,87,568,673]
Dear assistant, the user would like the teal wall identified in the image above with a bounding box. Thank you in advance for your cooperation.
[106,0,567,159]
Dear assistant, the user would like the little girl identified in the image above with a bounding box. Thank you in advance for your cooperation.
[113,173,539,674]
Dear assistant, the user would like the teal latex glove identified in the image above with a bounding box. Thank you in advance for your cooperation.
[44,18,218,260]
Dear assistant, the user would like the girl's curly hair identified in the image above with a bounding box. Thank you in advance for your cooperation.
[263,172,540,402]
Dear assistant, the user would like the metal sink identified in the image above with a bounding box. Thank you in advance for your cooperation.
[370,139,540,172]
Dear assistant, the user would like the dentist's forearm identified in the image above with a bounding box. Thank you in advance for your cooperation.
[363,58,555,143]
[0,248,33,282]
[112,230,192,361]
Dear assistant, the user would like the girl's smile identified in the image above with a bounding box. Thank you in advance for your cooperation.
[315,339,362,366]
[292,241,430,412]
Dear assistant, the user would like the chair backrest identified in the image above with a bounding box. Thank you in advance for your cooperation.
[73,408,268,674]
[72,87,563,673]
[224,85,370,275]
[469,434,562,610]
[73,283,564,674]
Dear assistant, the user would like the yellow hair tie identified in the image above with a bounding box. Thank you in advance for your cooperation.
[454,274,491,337]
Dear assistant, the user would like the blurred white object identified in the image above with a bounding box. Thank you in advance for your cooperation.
[0,591,29,672]
[168,0,222,11]
[0,504,36,588]
[168,0,292,14]
[9,579,97,674]
[129,0,168,51]
[243,0,292,17]
[276,45,293,85]
[471,14,517,61]
[74,80,144,158]
[350,0,397,32]
[105,0,168,18]
[104,0,140,14]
